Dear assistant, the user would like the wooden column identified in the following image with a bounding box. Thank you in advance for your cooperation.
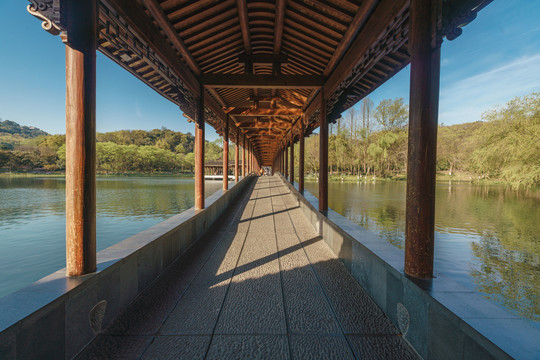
[282,149,285,174]
[248,143,252,174]
[405,0,442,279]
[242,135,246,177]
[65,0,97,276]
[290,138,294,184]
[235,132,239,183]
[299,118,305,193]
[195,84,205,210]
[246,143,250,174]
[284,144,288,180]
[319,88,328,212]
[223,115,229,191]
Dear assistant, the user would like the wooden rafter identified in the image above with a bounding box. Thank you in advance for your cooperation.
[227,107,302,117]
[202,74,324,89]
[323,0,378,76]
[236,0,251,55]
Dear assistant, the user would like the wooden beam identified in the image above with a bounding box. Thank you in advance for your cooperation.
[236,0,251,55]
[142,0,200,74]
[245,134,282,139]
[229,107,303,117]
[303,90,321,120]
[274,0,286,55]
[106,0,199,95]
[324,0,378,76]
[141,0,229,111]
[324,0,408,97]
[238,53,288,64]
[235,117,292,126]
[202,74,324,89]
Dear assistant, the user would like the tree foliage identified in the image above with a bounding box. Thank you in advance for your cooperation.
[296,93,539,187]
[0,125,218,174]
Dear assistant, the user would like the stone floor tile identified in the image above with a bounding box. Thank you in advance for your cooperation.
[141,335,210,360]
[75,335,152,360]
[300,236,398,335]
[347,335,420,360]
[206,335,290,360]
[289,335,355,360]
[78,177,415,359]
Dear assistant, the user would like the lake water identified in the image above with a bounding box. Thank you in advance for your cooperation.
[304,180,539,326]
[0,176,222,299]
[1,176,538,328]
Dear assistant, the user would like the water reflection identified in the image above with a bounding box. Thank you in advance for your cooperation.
[304,181,540,323]
[0,176,222,298]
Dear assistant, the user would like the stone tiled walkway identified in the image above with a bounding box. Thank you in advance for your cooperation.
[77,176,418,359]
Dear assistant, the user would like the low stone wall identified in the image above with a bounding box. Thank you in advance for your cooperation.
[280,175,539,360]
[0,176,255,359]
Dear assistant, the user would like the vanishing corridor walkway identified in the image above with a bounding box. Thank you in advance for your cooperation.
[77,176,417,359]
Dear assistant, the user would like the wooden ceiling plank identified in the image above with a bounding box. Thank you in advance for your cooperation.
[185,18,240,46]
[285,18,339,47]
[175,0,234,29]
[324,0,378,76]
[142,0,201,75]
[287,2,348,32]
[188,26,240,53]
[202,74,324,89]
[167,0,221,21]
[197,39,243,63]
[178,8,237,37]
[236,0,252,55]
[301,0,353,23]
[285,10,342,41]
[142,0,232,112]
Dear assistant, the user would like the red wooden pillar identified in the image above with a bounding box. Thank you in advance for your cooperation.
[290,138,294,184]
[405,0,442,279]
[319,88,328,212]
[195,84,205,210]
[299,118,305,193]
[282,149,285,174]
[285,144,288,180]
[65,0,97,276]
[235,132,239,183]
[242,135,246,177]
[246,143,250,174]
[249,143,252,174]
[223,115,229,191]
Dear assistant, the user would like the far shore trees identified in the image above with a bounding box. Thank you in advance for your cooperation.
[1,93,538,187]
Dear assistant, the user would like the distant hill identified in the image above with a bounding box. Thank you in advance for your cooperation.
[0,119,48,138]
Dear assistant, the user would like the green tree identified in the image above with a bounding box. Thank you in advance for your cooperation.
[374,98,408,131]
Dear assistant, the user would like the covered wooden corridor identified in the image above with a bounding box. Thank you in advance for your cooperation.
[76,176,417,359]
[25,0,491,280]
[13,0,515,359]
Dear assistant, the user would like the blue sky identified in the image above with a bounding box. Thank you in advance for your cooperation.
[1,1,539,141]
